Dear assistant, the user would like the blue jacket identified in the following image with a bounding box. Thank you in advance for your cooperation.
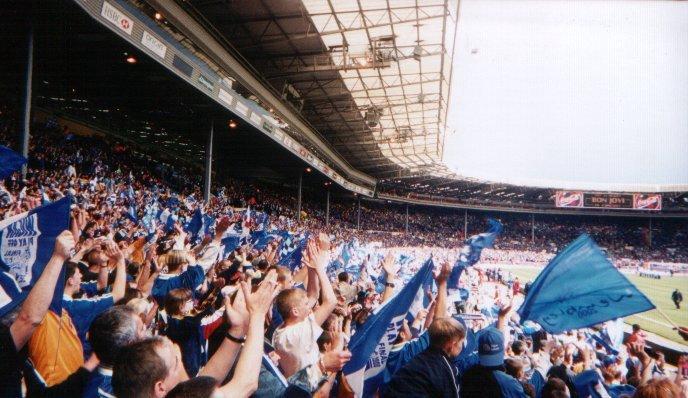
[383,347,460,398]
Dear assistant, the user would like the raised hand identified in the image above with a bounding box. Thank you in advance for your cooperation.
[320,350,352,373]
[305,239,329,271]
[498,300,513,319]
[240,274,279,316]
[225,289,249,336]
[54,230,76,260]
[317,232,331,251]
[434,261,451,284]
[382,253,398,276]
[103,240,124,261]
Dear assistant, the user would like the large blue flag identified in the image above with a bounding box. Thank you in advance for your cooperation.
[448,218,502,296]
[0,197,71,316]
[343,259,434,397]
[0,145,27,179]
[517,234,655,334]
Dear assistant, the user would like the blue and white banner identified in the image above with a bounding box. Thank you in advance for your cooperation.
[343,259,434,397]
[0,197,71,316]
[518,234,655,334]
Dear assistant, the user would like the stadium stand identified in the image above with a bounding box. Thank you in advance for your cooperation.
[1,0,687,397]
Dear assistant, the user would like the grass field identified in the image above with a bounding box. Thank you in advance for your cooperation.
[501,266,688,346]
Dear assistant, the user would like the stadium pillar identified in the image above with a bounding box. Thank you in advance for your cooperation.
[297,173,303,222]
[405,204,409,234]
[356,196,361,230]
[463,209,468,239]
[531,214,535,243]
[325,189,330,227]
[21,26,34,179]
[203,121,213,202]
[648,218,652,248]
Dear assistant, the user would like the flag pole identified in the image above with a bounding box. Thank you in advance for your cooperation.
[655,308,679,329]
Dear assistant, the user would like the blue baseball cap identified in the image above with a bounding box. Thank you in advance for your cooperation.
[478,327,505,367]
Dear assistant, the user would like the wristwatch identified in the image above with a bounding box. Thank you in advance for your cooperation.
[385,282,395,288]
[225,332,246,344]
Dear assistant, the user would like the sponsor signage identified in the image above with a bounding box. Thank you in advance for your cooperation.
[218,89,234,106]
[172,54,193,77]
[633,194,662,211]
[197,74,214,91]
[250,112,262,126]
[262,121,274,133]
[584,193,633,209]
[101,1,133,35]
[556,191,662,211]
[235,101,249,116]
[555,191,583,208]
[141,31,167,59]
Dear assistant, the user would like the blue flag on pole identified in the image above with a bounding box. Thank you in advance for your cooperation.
[0,145,27,180]
[449,218,502,290]
[517,234,655,334]
[343,259,434,397]
[0,197,71,317]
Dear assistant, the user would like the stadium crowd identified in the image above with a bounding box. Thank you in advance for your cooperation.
[1,114,687,398]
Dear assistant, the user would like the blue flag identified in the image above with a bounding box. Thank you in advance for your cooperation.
[0,145,27,179]
[517,234,655,334]
[202,214,216,236]
[278,233,309,271]
[185,208,203,237]
[0,197,71,316]
[251,230,281,250]
[126,204,138,223]
[449,218,502,291]
[343,259,434,397]
[221,236,241,259]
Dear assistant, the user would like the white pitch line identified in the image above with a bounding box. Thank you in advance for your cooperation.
[631,313,675,329]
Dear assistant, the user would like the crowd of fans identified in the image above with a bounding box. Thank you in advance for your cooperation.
[1,112,687,398]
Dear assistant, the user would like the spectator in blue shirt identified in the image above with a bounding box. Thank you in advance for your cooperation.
[161,288,225,377]
[83,306,146,398]
[151,250,205,304]
[62,240,126,359]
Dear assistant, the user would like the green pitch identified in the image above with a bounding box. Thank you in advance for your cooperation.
[503,266,688,346]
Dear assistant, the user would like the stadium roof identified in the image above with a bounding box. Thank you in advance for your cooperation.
[178,0,459,178]
[2,0,685,215]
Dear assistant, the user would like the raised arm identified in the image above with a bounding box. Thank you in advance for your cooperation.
[104,240,126,303]
[306,239,337,326]
[198,287,248,381]
[217,275,278,397]
[10,230,73,350]
[380,253,398,304]
[434,261,451,319]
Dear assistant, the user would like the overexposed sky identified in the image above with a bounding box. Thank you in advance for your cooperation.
[443,0,688,192]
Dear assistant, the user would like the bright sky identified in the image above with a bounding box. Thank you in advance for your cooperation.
[443,0,688,192]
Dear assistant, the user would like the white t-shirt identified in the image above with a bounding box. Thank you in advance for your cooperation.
[272,314,323,378]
